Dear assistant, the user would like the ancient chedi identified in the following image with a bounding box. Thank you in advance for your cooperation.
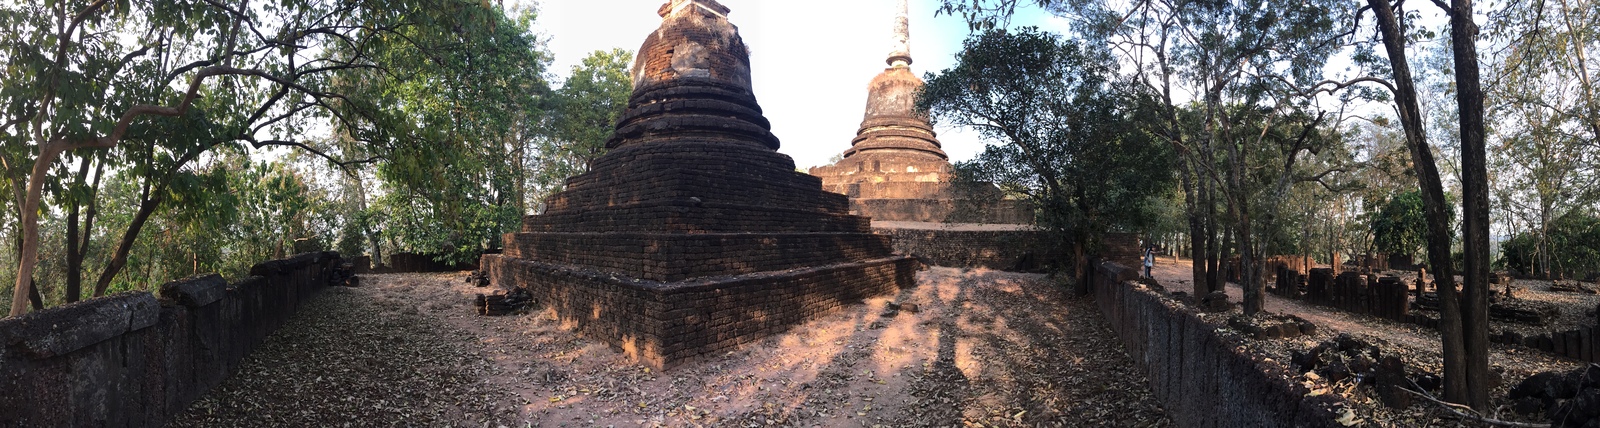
[481,0,918,368]
[808,0,1031,224]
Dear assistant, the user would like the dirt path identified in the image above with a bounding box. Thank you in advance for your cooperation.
[171,267,1171,427]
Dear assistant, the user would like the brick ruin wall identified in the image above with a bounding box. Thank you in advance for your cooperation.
[851,198,1033,224]
[481,253,918,368]
[1280,268,1413,322]
[1502,325,1600,364]
[504,232,894,282]
[0,252,343,427]
[872,226,1059,272]
[1089,260,1349,428]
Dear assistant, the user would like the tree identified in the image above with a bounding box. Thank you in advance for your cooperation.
[1485,0,1600,280]
[920,28,1177,281]
[338,2,553,267]
[1353,0,1496,409]
[1371,190,1432,258]
[1,0,544,315]
[937,0,1493,407]
[1501,212,1600,279]
[1440,0,1495,410]
[532,49,634,203]
[983,0,1352,313]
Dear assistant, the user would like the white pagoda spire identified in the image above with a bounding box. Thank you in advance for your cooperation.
[888,0,912,67]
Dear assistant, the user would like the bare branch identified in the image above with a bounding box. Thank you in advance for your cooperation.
[1294,76,1398,97]
[1400,386,1549,427]
[245,138,382,168]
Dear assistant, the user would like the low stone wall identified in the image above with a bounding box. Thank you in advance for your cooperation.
[382,252,475,273]
[0,252,343,427]
[482,254,918,368]
[1494,325,1600,363]
[871,223,1057,272]
[1090,261,1348,428]
[851,198,1034,224]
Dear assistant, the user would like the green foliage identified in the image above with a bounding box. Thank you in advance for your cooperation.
[1370,190,1437,257]
[921,28,1177,244]
[532,49,634,201]
[346,2,553,266]
[1501,213,1600,279]
[0,0,571,305]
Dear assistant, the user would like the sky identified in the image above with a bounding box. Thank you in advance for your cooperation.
[531,0,1066,169]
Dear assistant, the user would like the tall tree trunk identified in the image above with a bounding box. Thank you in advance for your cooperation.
[1205,181,1221,293]
[1443,0,1493,410]
[1185,162,1207,297]
[1369,0,1469,406]
[1221,220,1235,293]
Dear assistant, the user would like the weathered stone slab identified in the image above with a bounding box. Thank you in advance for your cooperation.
[0,292,159,359]
[160,273,229,307]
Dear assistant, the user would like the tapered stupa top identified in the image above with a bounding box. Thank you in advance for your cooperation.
[606,0,780,151]
[657,0,730,18]
[888,0,912,67]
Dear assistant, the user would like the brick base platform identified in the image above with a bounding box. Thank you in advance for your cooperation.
[482,254,918,368]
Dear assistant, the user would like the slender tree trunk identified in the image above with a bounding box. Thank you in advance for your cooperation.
[10,142,78,316]
[63,155,93,303]
[1221,220,1235,293]
[1370,0,1469,406]
[1443,0,1493,410]
[92,197,161,296]
[1185,162,1207,297]
[26,279,43,310]
[1205,181,1221,293]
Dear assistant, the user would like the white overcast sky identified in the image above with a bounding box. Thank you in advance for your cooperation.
[530,0,1066,169]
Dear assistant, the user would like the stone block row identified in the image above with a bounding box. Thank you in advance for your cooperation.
[873,226,1058,272]
[543,142,847,217]
[504,232,895,282]
[1089,260,1350,427]
[0,252,343,427]
[522,202,872,234]
[482,254,917,368]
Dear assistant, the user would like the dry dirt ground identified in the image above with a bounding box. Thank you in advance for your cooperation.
[170,267,1171,427]
[1147,258,1586,427]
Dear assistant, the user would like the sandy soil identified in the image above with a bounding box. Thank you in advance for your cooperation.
[171,267,1171,427]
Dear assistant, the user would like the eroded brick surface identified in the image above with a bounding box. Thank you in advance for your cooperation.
[493,0,916,368]
[806,3,1031,225]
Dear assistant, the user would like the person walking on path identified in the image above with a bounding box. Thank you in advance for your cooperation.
[1142,245,1155,279]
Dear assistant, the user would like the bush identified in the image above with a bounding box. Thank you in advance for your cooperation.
[1499,213,1600,279]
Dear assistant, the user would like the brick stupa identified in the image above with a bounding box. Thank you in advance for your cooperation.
[481,0,919,368]
[808,0,1031,224]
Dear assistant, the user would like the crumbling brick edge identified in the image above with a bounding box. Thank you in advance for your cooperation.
[872,226,1060,272]
[0,251,344,427]
[1089,260,1352,428]
[482,253,919,369]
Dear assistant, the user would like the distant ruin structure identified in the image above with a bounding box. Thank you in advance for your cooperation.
[481,0,918,368]
[808,0,1031,225]
[808,0,1048,270]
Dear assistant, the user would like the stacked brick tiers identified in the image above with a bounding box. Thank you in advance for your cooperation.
[807,1,1031,224]
[483,0,917,368]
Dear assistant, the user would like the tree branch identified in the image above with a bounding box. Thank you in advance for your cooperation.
[245,138,383,168]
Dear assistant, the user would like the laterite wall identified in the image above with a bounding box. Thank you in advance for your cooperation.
[1089,260,1349,428]
[0,252,343,427]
